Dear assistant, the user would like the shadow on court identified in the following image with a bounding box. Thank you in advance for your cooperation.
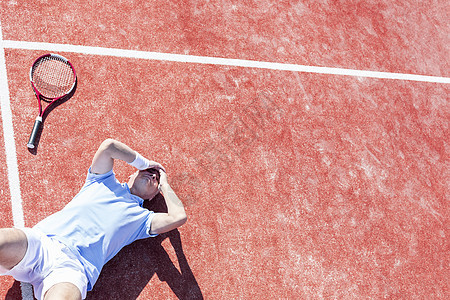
[87,193,203,300]
[4,281,21,300]
[5,194,202,299]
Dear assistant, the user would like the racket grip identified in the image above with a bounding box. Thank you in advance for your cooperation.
[27,117,43,149]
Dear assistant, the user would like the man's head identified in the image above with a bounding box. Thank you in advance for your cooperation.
[128,168,161,201]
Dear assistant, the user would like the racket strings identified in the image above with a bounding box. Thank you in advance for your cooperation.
[32,56,76,99]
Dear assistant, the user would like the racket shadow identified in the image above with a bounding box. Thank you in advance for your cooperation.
[28,79,77,155]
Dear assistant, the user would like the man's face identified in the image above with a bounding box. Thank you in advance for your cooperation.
[129,169,160,200]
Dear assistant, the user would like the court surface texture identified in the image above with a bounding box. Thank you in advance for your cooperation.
[0,1,448,299]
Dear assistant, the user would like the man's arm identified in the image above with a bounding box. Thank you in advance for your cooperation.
[91,139,136,174]
[91,139,163,174]
[150,170,187,235]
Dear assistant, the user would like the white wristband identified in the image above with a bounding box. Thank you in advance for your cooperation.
[128,152,150,170]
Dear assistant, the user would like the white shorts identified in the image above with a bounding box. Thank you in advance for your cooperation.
[1,228,88,300]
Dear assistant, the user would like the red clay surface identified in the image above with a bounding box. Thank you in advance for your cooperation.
[0,101,16,298]
[1,1,448,77]
[1,1,448,299]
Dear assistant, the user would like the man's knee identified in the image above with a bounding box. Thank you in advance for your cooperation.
[0,228,28,270]
[44,282,82,300]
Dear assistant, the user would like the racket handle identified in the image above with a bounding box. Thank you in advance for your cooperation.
[27,117,43,149]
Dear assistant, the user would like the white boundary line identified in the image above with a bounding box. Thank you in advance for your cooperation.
[0,28,24,240]
[3,40,450,84]
[0,65,24,224]
[0,25,34,299]
[0,36,448,300]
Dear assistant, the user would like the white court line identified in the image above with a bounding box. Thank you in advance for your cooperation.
[0,30,24,237]
[0,25,34,299]
[0,37,448,300]
[3,40,450,84]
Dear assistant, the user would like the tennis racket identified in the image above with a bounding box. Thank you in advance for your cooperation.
[27,53,77,149]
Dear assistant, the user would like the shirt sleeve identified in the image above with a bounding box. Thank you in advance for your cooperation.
[85,168,115,184]
[145,211,159,238]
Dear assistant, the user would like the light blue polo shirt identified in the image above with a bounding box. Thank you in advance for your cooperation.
[34,168,157,290]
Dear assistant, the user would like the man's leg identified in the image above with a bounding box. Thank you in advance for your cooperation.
[44,282,82,300]
[0,228,28,271]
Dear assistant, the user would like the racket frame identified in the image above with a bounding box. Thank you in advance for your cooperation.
[27,53,77,149]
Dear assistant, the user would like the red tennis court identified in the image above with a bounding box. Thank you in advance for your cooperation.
[0,1,448,299]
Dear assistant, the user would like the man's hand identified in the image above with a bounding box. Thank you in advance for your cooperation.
[158,169,169,190]
[149,161,165,172]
